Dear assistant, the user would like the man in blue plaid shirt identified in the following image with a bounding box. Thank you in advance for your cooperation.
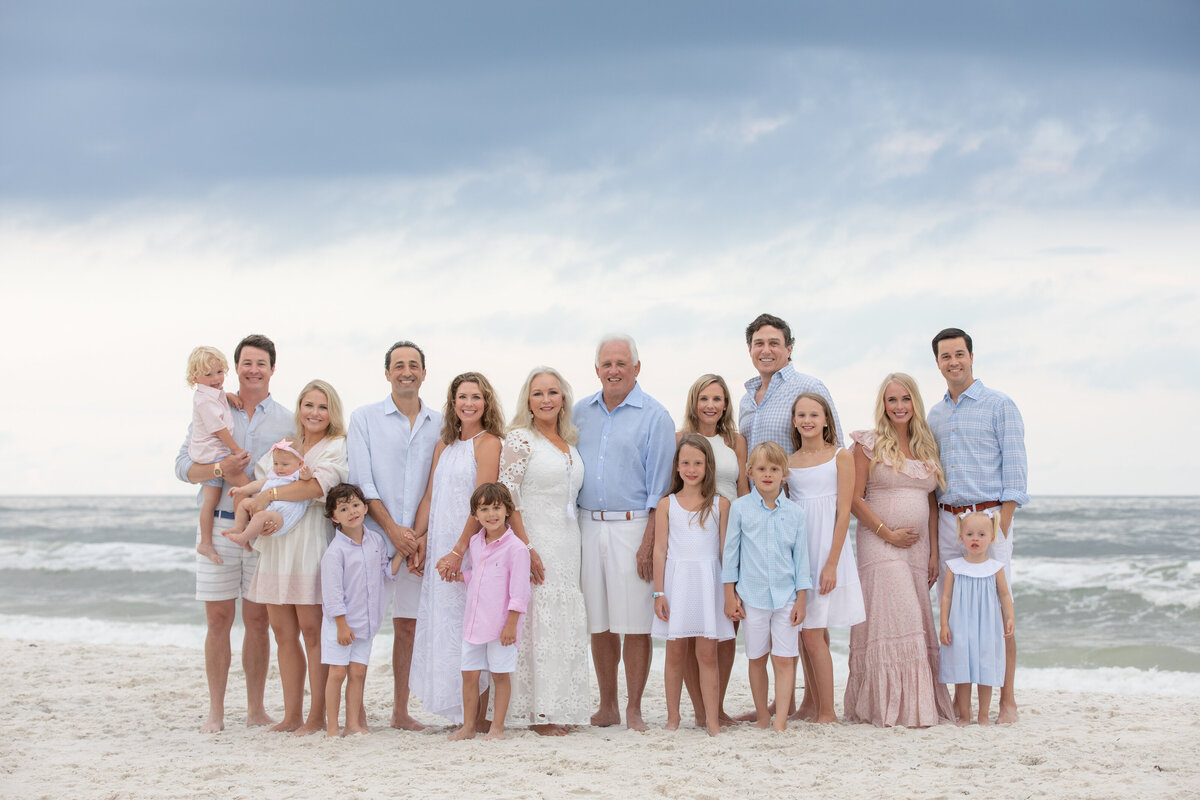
[738,313,842,454]
[928,326,1028,724]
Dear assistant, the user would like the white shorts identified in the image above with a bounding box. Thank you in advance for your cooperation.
[742,605,800,659]
[390,569,422,619]
[460,639,518,674]
[195,517,259,602]
[321,618,374,666]
[937,507,1015,602]
[580,516,654,635]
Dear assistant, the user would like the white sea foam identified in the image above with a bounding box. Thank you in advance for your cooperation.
[0,614,208,649]
[1016,556,1200,610]
[0,540,194,573]
[1021,665,1200,697]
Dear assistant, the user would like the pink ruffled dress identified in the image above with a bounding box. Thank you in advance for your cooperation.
[843,430,954,727]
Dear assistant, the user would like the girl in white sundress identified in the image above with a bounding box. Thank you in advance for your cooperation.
[787,392,865,724]
[652,434,735,736]
[409,372,505,725]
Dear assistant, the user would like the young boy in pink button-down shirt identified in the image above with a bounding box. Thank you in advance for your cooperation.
[449,483,530,741]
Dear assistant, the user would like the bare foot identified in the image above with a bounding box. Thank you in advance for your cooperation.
[483,727,506,741]
[199,714,224,734]
[718,711,738,727]
[530,724,568,736]
[245,710,276,727]
[291,721,323,737]
[448,726,476,741]
[325,728,340,738]
[390,713,427,731]
[735,708,761,722]
[955,717,970,728]
[343,724,368,736]
[220,529,253,551]
[196,541,224,564]
[706,721,721,737]
[269,718,302,733]
[625,706,648,732]
[664,715,680,731]
[978,714,993,726]
[996,703,1019,724]
[790,701,817,722]
[591,707,620,727]
[814,713,838,724]
[755,716,771,730]
[772,719,787,732]
[476,718,492,734]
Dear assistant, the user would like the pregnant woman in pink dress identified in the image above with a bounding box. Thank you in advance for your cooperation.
[844,373,954,727]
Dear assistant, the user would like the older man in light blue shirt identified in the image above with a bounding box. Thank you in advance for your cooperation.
[928,327,1027,724]
[346,340,441,731]
[174,334,293,734]
[574,334,675,731]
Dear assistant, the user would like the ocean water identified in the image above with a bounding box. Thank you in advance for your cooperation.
[2,495,1198,696]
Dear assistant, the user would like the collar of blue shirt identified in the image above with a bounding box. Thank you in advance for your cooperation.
[586,382,646,411]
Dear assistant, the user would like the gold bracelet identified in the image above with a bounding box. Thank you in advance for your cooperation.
[875,521,884,534]
[272,487,279,501]
[450,549,463,559]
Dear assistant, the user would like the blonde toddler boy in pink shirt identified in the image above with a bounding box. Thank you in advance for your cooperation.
[448,483,531,742]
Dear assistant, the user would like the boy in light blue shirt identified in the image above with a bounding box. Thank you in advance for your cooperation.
[722,441,810,732]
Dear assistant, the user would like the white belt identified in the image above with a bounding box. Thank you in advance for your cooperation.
[588,510,649,521]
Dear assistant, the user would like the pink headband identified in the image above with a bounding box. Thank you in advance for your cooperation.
[271,439,304,460]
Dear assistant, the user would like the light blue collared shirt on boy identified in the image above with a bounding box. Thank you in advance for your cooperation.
[574,383,675,513]
[927,379,1029,508]
[346,396,442,556]
[721,488,811,610]
[174,394,293,513]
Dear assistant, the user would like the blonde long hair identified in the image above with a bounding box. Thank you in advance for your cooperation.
[680,374,738,450]
[508,366,578,444]
[871,373,944,489]
[293,379,346,441]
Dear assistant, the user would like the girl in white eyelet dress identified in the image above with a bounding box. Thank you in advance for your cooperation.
[651,434,734,736]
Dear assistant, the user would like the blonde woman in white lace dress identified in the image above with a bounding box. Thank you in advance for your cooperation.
[496,367,591,734]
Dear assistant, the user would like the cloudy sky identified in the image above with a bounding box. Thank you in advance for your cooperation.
[2,1,1197,496]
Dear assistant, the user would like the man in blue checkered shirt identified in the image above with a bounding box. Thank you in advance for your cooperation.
[738,313,843,454]
[927,326,1028,724]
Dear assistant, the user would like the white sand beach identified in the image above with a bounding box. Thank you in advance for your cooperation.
[4,638,1198,799]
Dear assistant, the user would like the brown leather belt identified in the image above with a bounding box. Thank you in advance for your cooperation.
[939,500,1001,515]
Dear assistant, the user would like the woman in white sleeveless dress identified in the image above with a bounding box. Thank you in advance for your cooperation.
[409,372,504,724]
[676,374,748,724]
[496,367,591,735]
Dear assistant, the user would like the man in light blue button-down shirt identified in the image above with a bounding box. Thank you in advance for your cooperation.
[346,340,442,731]
[574,334,675,731]
[928,327,1027,724]
[174,334,293,734]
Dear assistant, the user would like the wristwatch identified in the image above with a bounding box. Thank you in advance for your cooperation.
[213,464,223,479]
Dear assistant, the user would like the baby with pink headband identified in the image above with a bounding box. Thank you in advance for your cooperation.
[220,438,313,551]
